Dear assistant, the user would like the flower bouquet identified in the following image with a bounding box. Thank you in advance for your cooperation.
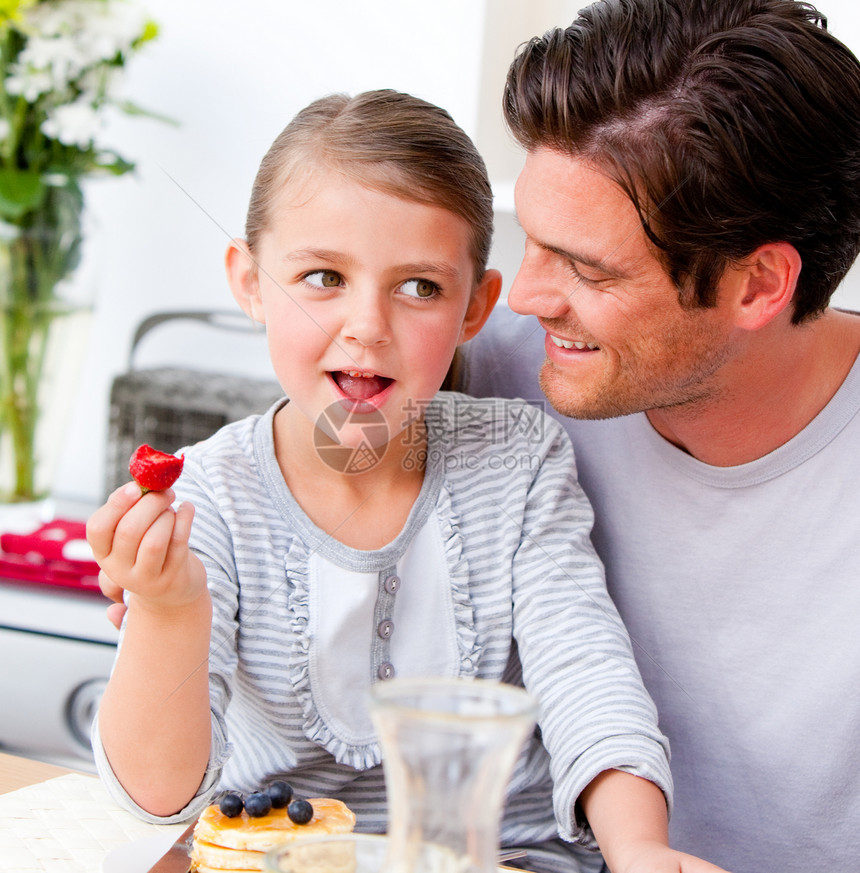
[0,0,158,502]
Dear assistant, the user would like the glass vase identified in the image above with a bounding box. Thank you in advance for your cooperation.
[0,183,93,504]
[369,677,538,873]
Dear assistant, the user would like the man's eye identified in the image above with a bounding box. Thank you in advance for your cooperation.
[305,270,342,288]
[401,278,439,299]
[569,262,603,285]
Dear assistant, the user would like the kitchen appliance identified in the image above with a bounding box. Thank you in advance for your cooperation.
[0,310,280,768]
[0,516,117,770]
[104,309,282,495]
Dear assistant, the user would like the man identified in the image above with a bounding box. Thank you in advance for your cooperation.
[461,2,860,872]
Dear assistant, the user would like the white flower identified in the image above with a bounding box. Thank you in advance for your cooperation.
[12,1,151,92]
[25,1,148,63]
[79,64,123,102]
[79,1,149,58]
[5,66,55,101]
[41,99,101,148]
[12,36,82,91]
[1,0,157,169]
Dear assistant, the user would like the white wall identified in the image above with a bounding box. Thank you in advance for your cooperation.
[52,0,860,505]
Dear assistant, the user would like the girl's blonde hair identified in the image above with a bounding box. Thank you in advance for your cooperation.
[244,89,494,283]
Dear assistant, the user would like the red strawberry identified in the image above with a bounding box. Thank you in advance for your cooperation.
[128,444,184,494]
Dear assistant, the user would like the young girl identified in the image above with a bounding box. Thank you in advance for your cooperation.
[87,90,728,873]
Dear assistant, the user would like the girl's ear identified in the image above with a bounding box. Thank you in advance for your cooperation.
[226,239,265,323]
[459,268,502,344]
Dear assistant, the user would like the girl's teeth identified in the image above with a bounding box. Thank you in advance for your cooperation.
[347,370,372,378]
[550,335,599,351]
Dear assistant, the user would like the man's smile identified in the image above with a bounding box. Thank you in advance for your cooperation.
[549,334,600,351]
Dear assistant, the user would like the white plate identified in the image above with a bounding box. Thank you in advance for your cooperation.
[101,832,187,873]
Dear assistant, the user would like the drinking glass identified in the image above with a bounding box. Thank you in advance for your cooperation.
[263,833,455,873]
[370,677,538,873]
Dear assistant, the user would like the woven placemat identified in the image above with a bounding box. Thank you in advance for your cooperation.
[0,773,187,872]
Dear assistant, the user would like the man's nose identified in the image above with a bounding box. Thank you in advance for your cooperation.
[507,248,570,320]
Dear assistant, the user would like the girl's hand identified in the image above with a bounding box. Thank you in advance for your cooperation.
[86,482,206,615]
[580,772,732,873]
[91,483,213,818]
[98,568,128,630]
[612,841,732,873]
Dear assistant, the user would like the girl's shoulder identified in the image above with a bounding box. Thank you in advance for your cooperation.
[182,398,284,462]
[177,398,285,501]
[429,390,566,451]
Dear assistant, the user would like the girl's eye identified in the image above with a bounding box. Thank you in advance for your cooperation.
[400,278,440,299]
[304,270,342,288]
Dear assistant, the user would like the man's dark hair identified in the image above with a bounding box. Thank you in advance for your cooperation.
[503,0,860,323]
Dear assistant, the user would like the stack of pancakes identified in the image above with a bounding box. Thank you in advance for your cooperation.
[190,797,356,873]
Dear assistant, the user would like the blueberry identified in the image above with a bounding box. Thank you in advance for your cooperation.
[268,780,293,808]
[218,793,244,817]
[288,798,314,824]
[245,792,273,817]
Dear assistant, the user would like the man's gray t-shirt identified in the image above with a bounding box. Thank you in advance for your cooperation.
[461,305,860,873]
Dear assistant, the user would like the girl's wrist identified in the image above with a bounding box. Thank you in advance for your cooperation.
[603,838,671,873]
[579,770,671,872]
[126,583,211,625]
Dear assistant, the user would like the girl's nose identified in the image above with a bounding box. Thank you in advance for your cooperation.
[341,292,392,347]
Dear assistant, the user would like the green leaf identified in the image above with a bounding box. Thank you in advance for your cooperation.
[0,168,46,219]
[135,19,160,47]
[116,100,179,127]
[92,150,135,176]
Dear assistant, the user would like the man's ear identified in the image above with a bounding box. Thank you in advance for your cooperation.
[728,241,801,331]
[225,239,265,324]
[459,268,503,344]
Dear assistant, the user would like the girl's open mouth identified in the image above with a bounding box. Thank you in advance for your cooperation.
[330,370,394,404]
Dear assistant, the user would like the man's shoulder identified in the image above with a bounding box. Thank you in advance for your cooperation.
[460,306,546,405]
[462,304,544,362]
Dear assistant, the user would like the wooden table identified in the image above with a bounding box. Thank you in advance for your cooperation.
[0,750,80,794]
